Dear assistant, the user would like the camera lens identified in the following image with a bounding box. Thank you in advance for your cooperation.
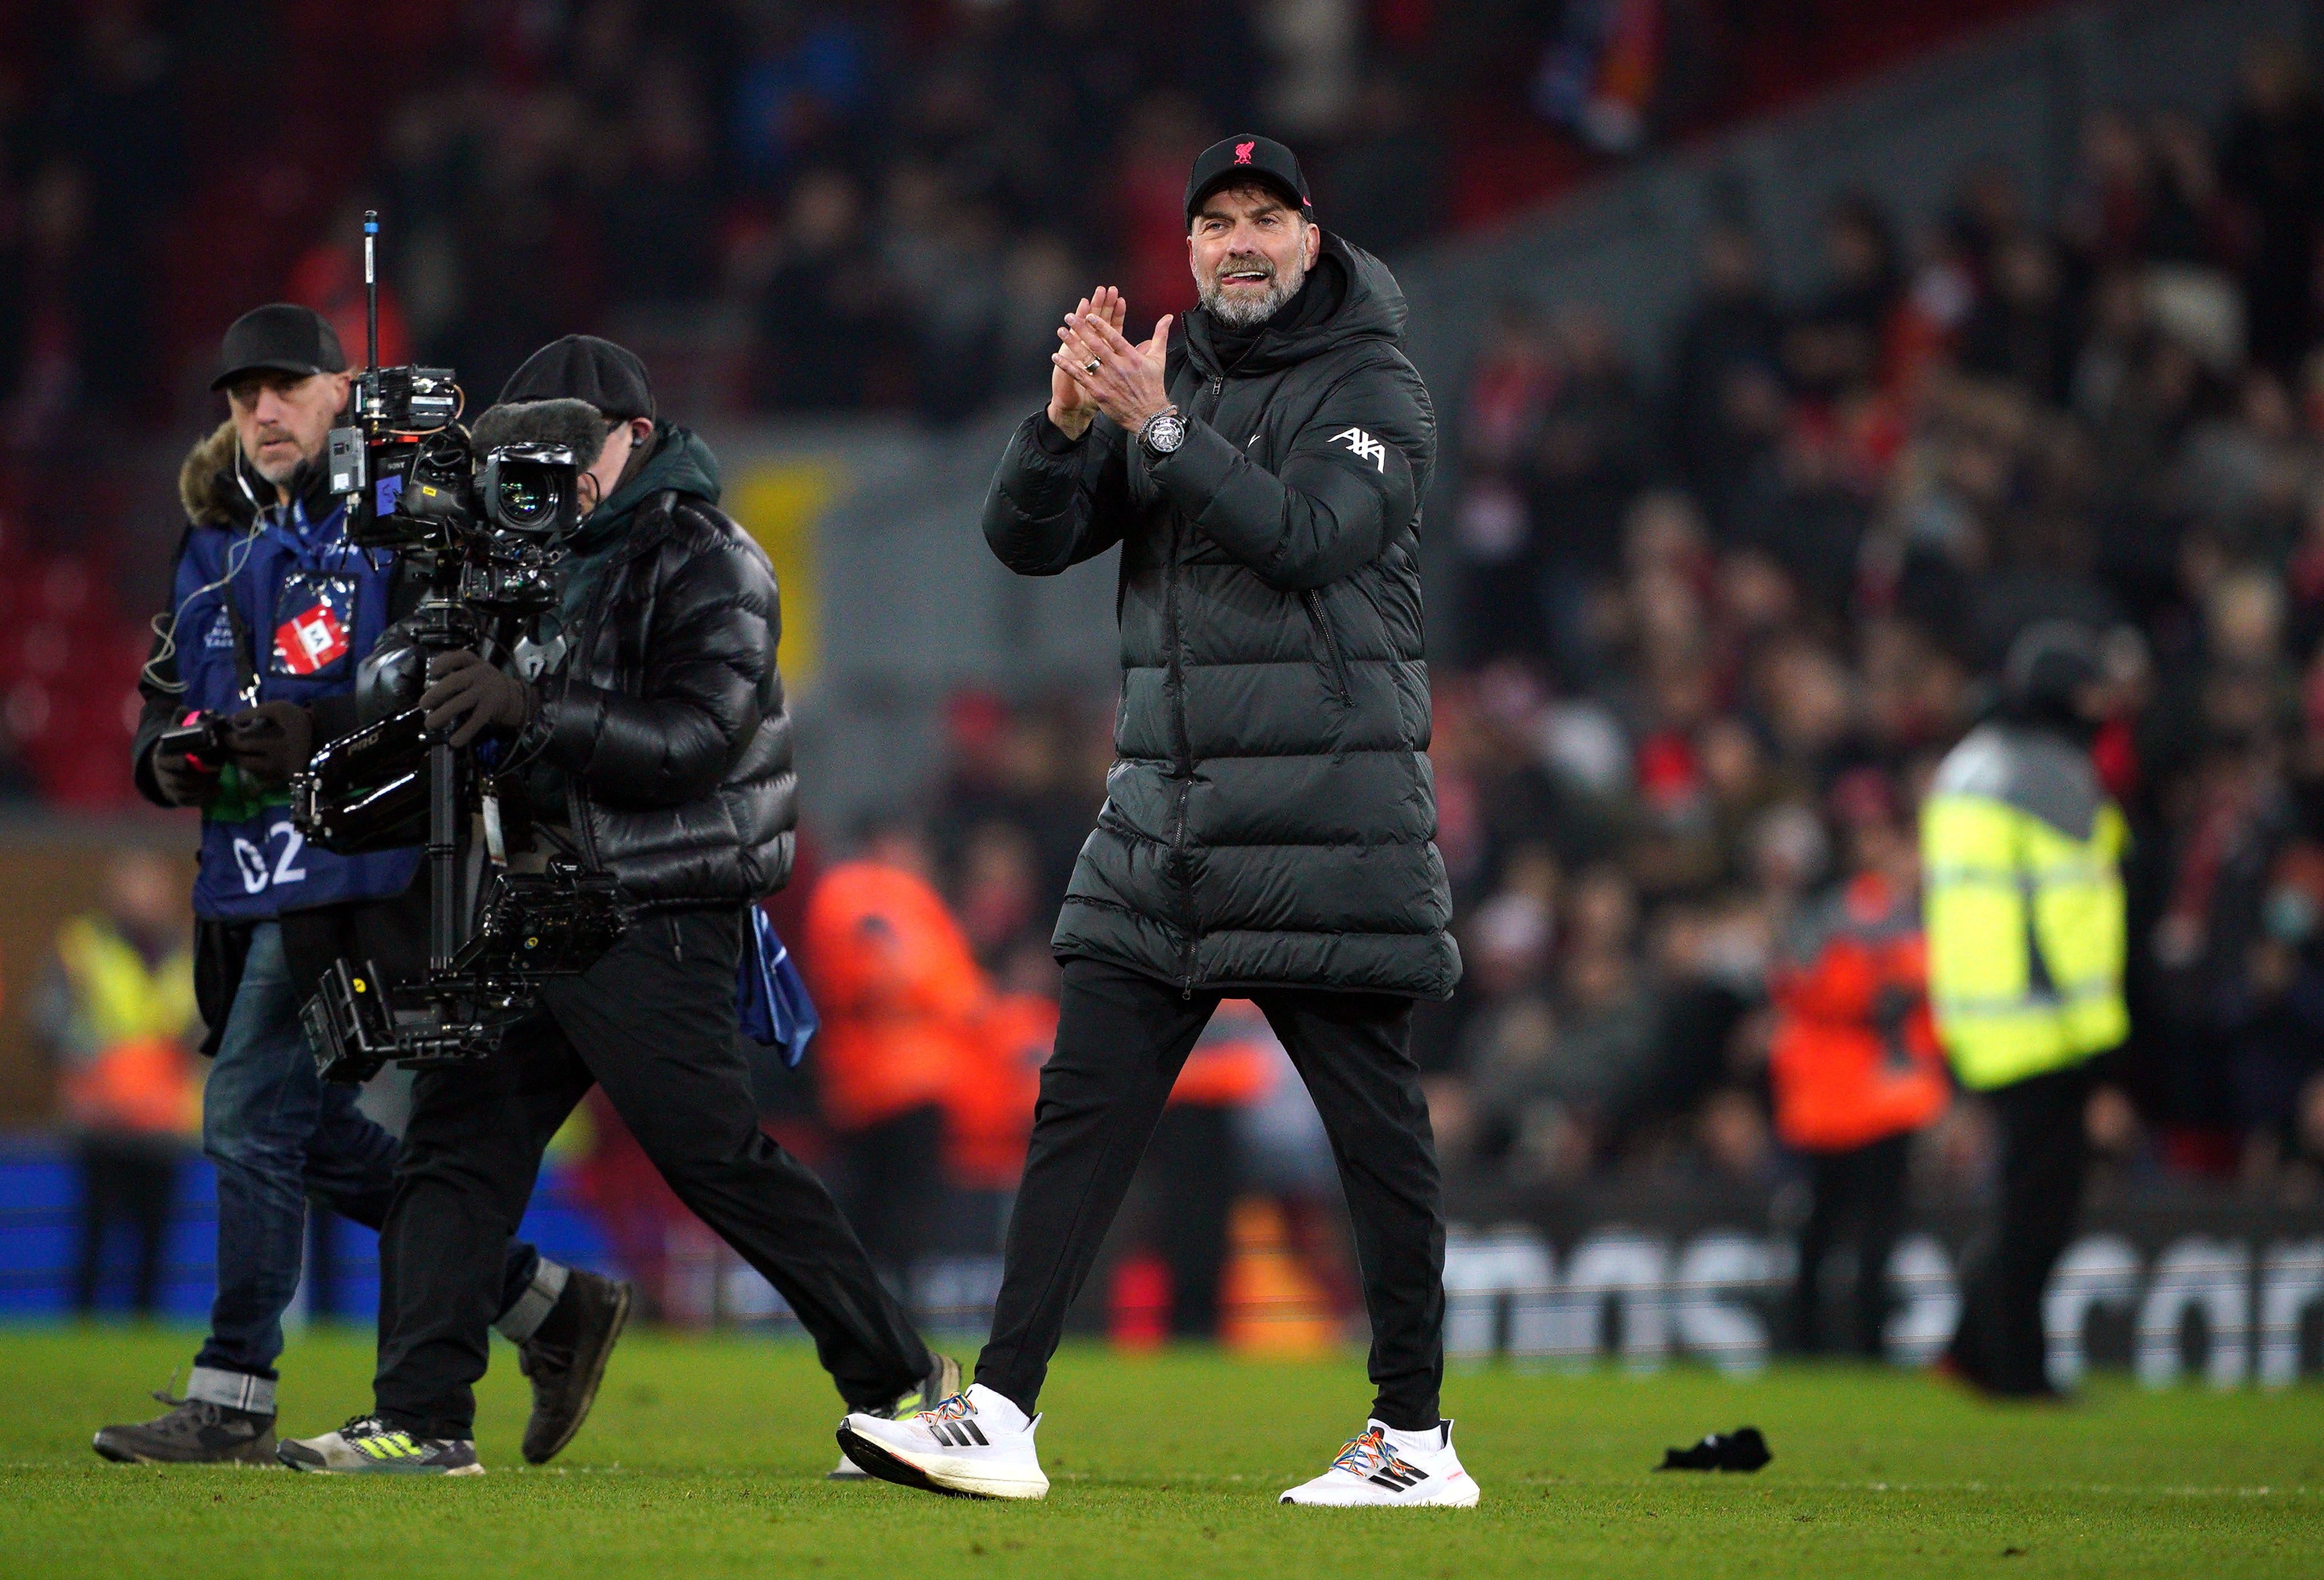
[495,466,556,530]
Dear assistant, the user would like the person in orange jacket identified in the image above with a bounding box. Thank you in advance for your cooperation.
[1768,769,1949,1357]
[804,821,991,1286]
[946,969,1054,1196]
[1140,999,1277,1339]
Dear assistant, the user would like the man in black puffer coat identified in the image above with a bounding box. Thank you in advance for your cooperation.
[282,337,954,1477]
[838,139,1473,1508]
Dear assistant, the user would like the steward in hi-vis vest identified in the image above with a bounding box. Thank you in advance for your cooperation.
[1922,712,2128,1091]
[41,853,200,1323]
[52,910,199,1139]
[1924,622,2125,1398]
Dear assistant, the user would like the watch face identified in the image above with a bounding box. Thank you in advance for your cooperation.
[1145,412,1187,453]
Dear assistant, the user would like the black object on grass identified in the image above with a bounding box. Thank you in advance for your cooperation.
[1656,1426,1772,1472]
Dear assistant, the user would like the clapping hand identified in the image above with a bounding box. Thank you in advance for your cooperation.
[1050,289,1173,439]
[1047,288,1125,439]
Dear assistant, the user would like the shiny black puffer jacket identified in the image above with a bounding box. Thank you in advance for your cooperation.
[514,490,796,909]
[981,236,1459,999]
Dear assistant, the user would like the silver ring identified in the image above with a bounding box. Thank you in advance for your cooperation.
[1083,359,1101,374]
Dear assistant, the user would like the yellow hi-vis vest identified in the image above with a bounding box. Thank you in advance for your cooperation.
[55,914,198,1135]
[1921,723,2128,1091]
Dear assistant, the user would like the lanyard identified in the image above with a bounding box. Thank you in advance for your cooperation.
[221,596,258,708]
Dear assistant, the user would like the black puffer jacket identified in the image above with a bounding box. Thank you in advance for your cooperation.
[982,235,1459,999]
[513,485,797,910]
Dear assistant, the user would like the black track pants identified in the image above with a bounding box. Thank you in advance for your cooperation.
[834,1102,946,1285]
[374,908,933,1440]
[74,1140,176,1315]
[1947,1063,2092,1396]
[1790,1131,1910,1358]
[975,957,1446,1430]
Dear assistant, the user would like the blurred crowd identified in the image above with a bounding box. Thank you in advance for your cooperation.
[0,0,1467,441]
[0,0,2051,442]
[1426,39,2324,1208]
[0,0,2059,816]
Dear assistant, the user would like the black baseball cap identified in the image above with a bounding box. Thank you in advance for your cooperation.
[2003,620,2101,714]
[497,334,656,421]
[1185,134,1313,226]
[212,303,346,392]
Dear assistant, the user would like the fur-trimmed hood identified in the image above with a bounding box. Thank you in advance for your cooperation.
[177,420,257,529]
[177,420,336,528]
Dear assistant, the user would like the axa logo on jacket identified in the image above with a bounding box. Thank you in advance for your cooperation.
[1334,426,1387,470]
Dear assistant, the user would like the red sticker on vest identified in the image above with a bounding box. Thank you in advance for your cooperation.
[273,603,350,675]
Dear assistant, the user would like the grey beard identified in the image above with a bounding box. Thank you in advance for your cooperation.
[1201,259,1306,328]
[249,447,301,487]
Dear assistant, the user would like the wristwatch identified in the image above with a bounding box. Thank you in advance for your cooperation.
[1139,406,1188,457]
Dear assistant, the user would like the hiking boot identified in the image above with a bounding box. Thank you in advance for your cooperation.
[516,1267,633,1465]
[828,1353,962,1480]
[278,1416,483,1475]
[93,1390,277,1466]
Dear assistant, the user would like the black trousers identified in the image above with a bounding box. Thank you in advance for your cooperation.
[374,908,933,1439]
[1790,1131,1910,1358]
[975,958,1446,1430]
[835,1102,946,1287]
[1947,1063,2092,1396]
[74,1138,177,1315]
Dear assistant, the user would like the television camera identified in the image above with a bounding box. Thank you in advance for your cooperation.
[292,211,626,1085]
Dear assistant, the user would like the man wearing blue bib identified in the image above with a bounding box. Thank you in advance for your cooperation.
[92,306,625,1468]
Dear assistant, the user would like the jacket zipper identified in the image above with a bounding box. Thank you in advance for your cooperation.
[1303,590,1351,704]
[566,551,608,873]
[1166,372,1228,997]
[1164,507,1196,997]
[564,492,675,874]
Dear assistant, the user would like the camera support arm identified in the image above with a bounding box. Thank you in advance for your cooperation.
[408,589,479,975]
[293,208,626,1083]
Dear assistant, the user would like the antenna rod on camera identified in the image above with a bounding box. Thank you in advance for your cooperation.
[363,209,380,374]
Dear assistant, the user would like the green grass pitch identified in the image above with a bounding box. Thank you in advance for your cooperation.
[1,1326,2318,1578]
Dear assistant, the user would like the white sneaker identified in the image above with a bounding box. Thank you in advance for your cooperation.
[829,1356,962,1480]
[1280,1419,1480,1507]
[836,1383,1049,1501]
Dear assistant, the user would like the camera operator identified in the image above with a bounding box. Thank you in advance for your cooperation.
[280,336,953,1476]
[94,307,620,1469]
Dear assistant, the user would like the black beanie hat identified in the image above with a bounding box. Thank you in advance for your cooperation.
[497,334,656,420]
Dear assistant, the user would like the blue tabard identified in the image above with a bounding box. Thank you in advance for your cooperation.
[171,495,422,921]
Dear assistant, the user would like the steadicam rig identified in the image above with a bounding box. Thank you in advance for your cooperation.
[290,210,626,1084]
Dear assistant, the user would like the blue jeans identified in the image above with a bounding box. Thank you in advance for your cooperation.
[188,923,544,1414]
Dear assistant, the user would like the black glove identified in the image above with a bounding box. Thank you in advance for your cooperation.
[149,745,215,808]
[1656,1426,1770,1473]
[224,701,315,789]
[419,649,536,748]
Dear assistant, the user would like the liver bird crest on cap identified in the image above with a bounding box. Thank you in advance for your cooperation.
[1234,141,1256,164]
